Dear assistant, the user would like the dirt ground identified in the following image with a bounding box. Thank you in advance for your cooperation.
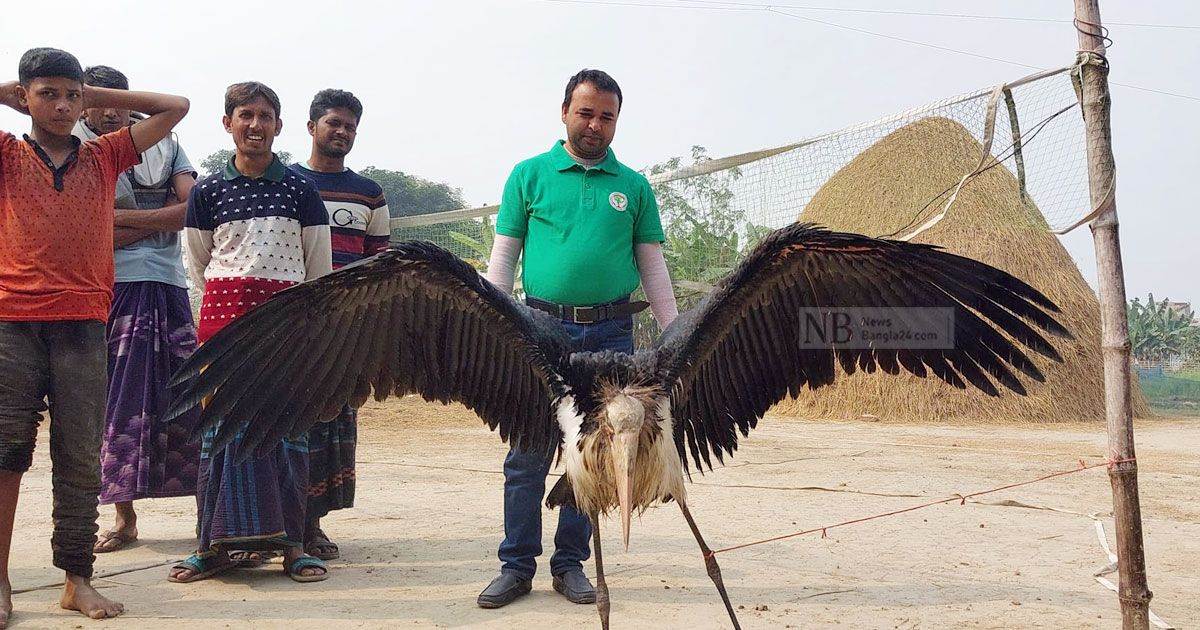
[5,397,1197,629]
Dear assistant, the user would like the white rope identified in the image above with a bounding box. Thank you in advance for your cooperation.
[896,82,1006,242]
[966,499,1175,629]
[1091,516,1176,630]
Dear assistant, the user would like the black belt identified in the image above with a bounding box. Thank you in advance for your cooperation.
[526,296,650,324]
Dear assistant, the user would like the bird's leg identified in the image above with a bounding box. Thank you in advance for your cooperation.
[678,501,741,630]
[591,514,611,630]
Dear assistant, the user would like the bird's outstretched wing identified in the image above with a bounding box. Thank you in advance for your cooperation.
[655,223,1071,473]
[166,241,573,460]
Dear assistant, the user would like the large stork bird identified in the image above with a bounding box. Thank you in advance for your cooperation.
[166,223,1069,629]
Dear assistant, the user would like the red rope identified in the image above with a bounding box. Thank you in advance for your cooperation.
[708,457,1135,556]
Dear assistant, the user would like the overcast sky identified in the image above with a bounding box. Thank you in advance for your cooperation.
[3,0,1197,306]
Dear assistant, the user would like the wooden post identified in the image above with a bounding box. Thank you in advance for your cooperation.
[1072,1,1152,628]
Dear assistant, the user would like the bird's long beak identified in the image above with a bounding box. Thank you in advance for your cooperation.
[612,432,638,551]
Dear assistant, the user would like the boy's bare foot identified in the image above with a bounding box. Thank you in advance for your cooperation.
[1,578,12,629]
[60,574,123,620]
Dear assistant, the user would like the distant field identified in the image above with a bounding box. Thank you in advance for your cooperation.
[1139,368,1200,415]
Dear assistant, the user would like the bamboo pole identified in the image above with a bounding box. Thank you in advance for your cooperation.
[1072,1,1152,628]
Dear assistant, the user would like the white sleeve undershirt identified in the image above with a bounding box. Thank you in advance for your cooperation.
[484,234,523,295]
[635,241,679,329]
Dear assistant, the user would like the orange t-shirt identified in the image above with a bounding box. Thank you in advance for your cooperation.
[0,126,139,321]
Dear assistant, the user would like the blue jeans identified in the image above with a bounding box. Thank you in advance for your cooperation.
[498,309,635,580]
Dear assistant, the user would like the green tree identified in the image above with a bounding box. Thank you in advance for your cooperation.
[358,167,487,266]
[1128,294,1200,362]
[646,146,758,299]
[200,149,293,175]
[358,167,464,217]
[633,145,758,345]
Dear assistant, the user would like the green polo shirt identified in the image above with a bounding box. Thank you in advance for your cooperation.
[495,141,665,306]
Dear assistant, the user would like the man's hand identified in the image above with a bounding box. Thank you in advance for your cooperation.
[0,81,29,115]
[113,203,187,231]
[83,86,189,154]
[114,226,156,249]
[113,209,141,228]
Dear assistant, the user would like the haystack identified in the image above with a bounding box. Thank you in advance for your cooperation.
[774,116,1147,422]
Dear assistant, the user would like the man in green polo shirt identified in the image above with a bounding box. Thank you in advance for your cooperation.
[478,69,679,610]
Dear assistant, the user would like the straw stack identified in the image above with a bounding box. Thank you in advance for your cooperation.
[773,116,1147,422]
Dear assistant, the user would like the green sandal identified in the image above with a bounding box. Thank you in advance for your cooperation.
[168,553,236,583]
[284,556,329,583]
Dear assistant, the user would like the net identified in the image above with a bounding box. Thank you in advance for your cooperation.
[391,64,1095,338]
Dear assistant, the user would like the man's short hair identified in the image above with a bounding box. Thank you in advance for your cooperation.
[82,65,129,90]
[309,89,363,123]
[18,47,84,87]
[563,69,623,111]
[224,81,281,118]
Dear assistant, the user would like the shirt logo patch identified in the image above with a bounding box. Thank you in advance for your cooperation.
[331,206,367,228]
[609,191,628,212]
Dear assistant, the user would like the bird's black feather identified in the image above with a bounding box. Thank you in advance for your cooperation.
[168,225,1070,477]
[656,223,1071,473]
[167,241,574,461]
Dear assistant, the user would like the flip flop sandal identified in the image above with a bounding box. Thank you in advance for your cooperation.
[229,550,280,567]
[305,529,340,560]
[94,530,138,553]
[168,553,236,583]
[284,556,329,583]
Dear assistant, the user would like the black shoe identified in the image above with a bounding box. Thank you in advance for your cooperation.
[477,572,533,608]
[552,569,596,604]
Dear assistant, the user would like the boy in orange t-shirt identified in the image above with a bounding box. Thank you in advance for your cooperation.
[0,47,189,626]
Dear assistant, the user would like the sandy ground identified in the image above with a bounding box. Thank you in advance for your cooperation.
[5,397,1198,629]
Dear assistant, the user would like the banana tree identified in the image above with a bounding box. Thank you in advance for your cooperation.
[1128,293,1200,362]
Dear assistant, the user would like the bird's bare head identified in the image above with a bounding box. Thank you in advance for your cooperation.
[604,391,646,434]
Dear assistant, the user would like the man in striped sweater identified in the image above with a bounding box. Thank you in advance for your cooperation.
[172,81,332,584]
[289,88,390,561]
